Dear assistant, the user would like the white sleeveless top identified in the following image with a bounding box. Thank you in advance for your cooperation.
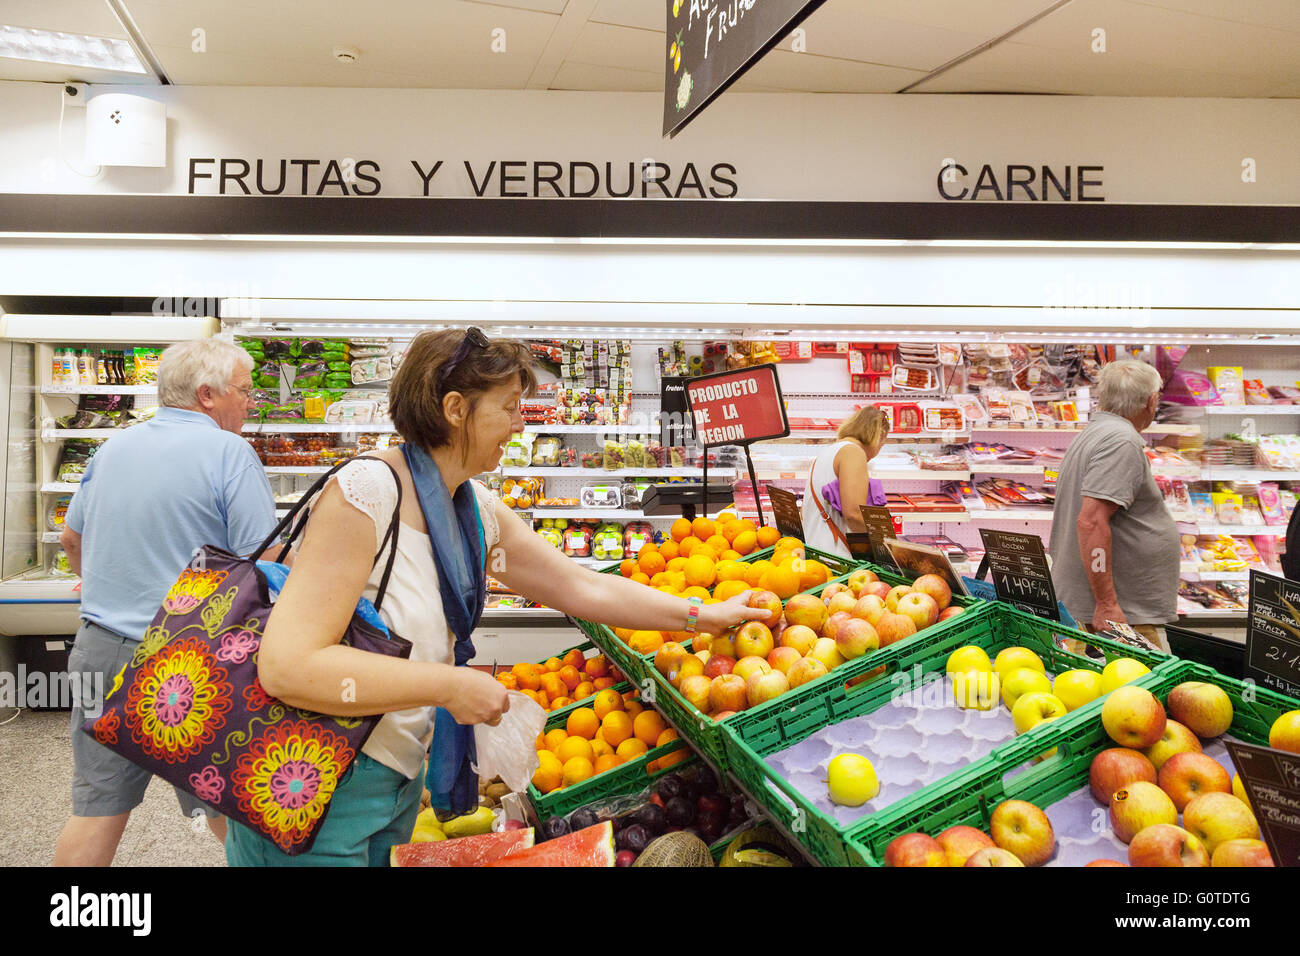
[295,458,500,779]
[801,440,853,559]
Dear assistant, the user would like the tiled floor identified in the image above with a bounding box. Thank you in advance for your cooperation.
[0,708,227,867]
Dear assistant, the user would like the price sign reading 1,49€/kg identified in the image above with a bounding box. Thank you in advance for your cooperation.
[979,528,1059,621]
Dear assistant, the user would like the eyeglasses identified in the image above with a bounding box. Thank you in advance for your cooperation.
[230,384,253,400]
[437,327,490,395]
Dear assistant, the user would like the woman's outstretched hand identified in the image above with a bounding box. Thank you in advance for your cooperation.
[697,590,773,636]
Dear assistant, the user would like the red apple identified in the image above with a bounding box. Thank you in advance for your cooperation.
[711,710,737,721]
[1183,792,1259,855]
[703,654,736,680]
[654,642,690,683]
[1268,710,1300,754]
[964,847,1025,867]
[912,573,953,611]
[679,674,713,715]
[990,800,1055,866]
[1089,748,1158,803]
[675,655,705,687]
[851,594,888,626]
[847,567,880,598]
[1142,719,1201,771]
[767,646,803,675]
[1167,681,1233,739]
[1109,781,1177,843]
[897,592,940,631]
[782,594,827,634]
[884,833,947,867]
[710,630,737,660]
[1128,824,1209,867]
[821,582,851,605]
[708,674,749,714]
[865,581,893,601]
[746,669,789,708]
[825,591,858,618]
[835,618,880,660]
[787,657,829,689]
[884,585,914,613]
[1211,838,1274,867]
[1157,751,1231,812]
[936,825,995,867]
[1101,686,1167,750]
[732,655,771,685]
[734,621,776,660]
[938,606,966,622]
[875,611,918,647]
[779,624,818,657]
[1084,859,1129,867]
[823,611,852,642]
[746,589,783,630]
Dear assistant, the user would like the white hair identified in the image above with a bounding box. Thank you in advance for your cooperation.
[157,339,253,408]
[1095,359,1162,419]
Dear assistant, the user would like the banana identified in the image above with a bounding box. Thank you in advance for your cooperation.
[440,805,495,838]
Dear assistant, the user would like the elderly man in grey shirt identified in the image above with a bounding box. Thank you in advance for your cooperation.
[1049,360,1180,652]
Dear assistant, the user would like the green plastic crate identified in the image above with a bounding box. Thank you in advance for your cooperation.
[526,705,690,822]
[719,603,1173,867]
[844,657,1296,866]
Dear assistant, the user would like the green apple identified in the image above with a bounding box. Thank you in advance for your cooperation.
[1100,657,1150,695]
[994,647,1045,679]
[1012,692,1068,734]
[953,670,1000,710]
[1001,667,1052,710]
[1053,669,1104,711]
[827,753,879,807]
[946,645,993,676]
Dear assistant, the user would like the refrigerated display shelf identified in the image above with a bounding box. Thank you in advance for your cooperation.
[40,482,80,493]
[42,385,158,396]
[498,467,736,478]
[243,423,398,434]
[41,428,121,440]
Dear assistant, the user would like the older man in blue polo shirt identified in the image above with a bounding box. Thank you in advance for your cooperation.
[53,338,276,867]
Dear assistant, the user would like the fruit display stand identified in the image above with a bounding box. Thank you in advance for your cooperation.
[638,562,986,774]
[503,640,634,723]
[844,657,1297,867]
[719,605,1168,866]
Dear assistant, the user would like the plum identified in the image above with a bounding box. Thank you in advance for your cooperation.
[618,824,651,854]
[630,803,667,836]
[616,850,637,867]
[655,775,684,802]
[542,816,571,842]
[569,808,599,831]
[664,796,696,828]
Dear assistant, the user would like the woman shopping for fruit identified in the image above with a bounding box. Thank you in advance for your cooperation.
[228,328,769,866]
[800,405,890,559]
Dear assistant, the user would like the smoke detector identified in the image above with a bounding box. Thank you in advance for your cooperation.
[332,45,360,63]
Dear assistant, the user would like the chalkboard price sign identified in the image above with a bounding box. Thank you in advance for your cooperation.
[1224,740,1300,867]
[979,528,1059,621]
[764,484,805,541]
[859,505,899,568]
[1245,570,1300,701]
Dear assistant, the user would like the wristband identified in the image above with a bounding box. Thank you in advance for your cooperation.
[684,596,703,634]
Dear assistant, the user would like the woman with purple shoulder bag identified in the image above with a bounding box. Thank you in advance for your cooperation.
[801,406,890,559]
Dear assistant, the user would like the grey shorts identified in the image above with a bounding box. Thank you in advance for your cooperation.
[68,620,219,820]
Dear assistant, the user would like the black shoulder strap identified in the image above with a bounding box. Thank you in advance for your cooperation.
[255,455,405,612]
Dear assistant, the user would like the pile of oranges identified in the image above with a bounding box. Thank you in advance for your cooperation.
[612,529,833,657]
[531,688,688,794]
[496,648,625,712]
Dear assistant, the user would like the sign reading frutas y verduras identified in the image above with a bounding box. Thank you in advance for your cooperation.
[1245,570,1300,700]
[664,0,828,138]
[686,363,788,447]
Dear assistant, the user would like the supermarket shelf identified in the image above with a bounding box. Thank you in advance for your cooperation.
[498,467,735,478]
[40,482,80,493]
[570,557,618,569]
[525,508,729,521]
[481,606,565,621]
[872,469,970,482]
[966,509,1056,522]
[896,511,971,523]
[1196,469,1300,482]
[523,424,659,434]
[1198,406,1300,416]
[41,532,63,544]
[243,422,397,434]
[969,423,1200,437]
[40,428,122,440]
[1184,571,1251,582]
[1191,524,1286,537]
[967,463,1049,475]
[1179,608,1247,620]
[42,385,158,396]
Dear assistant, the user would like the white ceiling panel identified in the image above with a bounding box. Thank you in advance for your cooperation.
[590,0,662,32]
[1127,0,1300,34]
[468,0,571,13]
[550,59,661,92]
[565,20,661,73]
[791,6,996,71]
[739,48,925,93]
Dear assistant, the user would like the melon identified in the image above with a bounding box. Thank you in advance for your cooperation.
[484,821,616,868]
[390,828,534,867]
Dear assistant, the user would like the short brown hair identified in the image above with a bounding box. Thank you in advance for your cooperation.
[389,329,537,452]
[837,405,890,446]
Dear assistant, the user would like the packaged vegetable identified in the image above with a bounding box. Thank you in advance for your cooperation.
[47,495,72,532]
[133,348,162,385]
[351,356,393,384]
[263,338,295,360]
[323,400,378,425]
[325,373,353,389]
[531,436,562,466]
[501,434,534,468]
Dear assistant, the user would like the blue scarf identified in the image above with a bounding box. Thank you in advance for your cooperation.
[401,443,487,816]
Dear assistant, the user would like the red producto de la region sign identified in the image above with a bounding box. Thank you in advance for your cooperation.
[685,363,789,446]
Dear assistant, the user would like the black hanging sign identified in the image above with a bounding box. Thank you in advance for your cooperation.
[664,0,829,138]
[1223,740,1300,867]
[764,484,805,541]
[978,528,1059,621]
[1245,570,1300,702]
[859,505,899,568]
[659,375,693,446]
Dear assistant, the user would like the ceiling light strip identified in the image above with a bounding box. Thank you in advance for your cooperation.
[104,0,170,84]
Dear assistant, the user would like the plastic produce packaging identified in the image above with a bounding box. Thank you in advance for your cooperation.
[46,495,72,532]
[531,435,562,466]
[580,485,622,509]
[351,356,393,384]
[323,399,379,424]
[473,691,547,794]
[502,434,534,468]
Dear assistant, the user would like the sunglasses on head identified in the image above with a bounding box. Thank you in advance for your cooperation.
[436,326,490,395]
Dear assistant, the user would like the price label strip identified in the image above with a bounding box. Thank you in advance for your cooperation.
[859,505,899,569]
[1224,740,1300,867]
[1245,570,1300,702]
[978,528,1059,621]
[764,484,805,542]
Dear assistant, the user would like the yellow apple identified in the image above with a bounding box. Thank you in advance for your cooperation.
[1211,838,1273,867]
[1001,667,1052,710]
[1232,773,1253,812]
[993,647,1045,679]
[810,637,845,671]
[1100,657,1150,695]
[1101,685,1167,749]
[1183,792,1258,855]
[953,670,1000,710]
[1142,719,1201,771]
[990,799,1055,866]
[1167,681,1233,738]
[1012,692,1068,734]
[1052,669,1104,711]
[826,753,879,807]
[1268,709,1300,754]
[1109,781,1177,843]
[946,645,993,676]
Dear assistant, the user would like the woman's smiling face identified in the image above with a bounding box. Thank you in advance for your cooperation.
[464,378,526,473]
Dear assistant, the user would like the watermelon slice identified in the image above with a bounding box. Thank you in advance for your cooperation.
[390,828,535,867]
[484,822,616,868]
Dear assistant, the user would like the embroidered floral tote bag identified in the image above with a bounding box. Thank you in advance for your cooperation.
[81,458,411,855]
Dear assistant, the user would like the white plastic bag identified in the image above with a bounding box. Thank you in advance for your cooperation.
[473,691,547,794]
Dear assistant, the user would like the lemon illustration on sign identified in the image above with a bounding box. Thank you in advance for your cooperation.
[826,754,879,807]
[673,0,682,16]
